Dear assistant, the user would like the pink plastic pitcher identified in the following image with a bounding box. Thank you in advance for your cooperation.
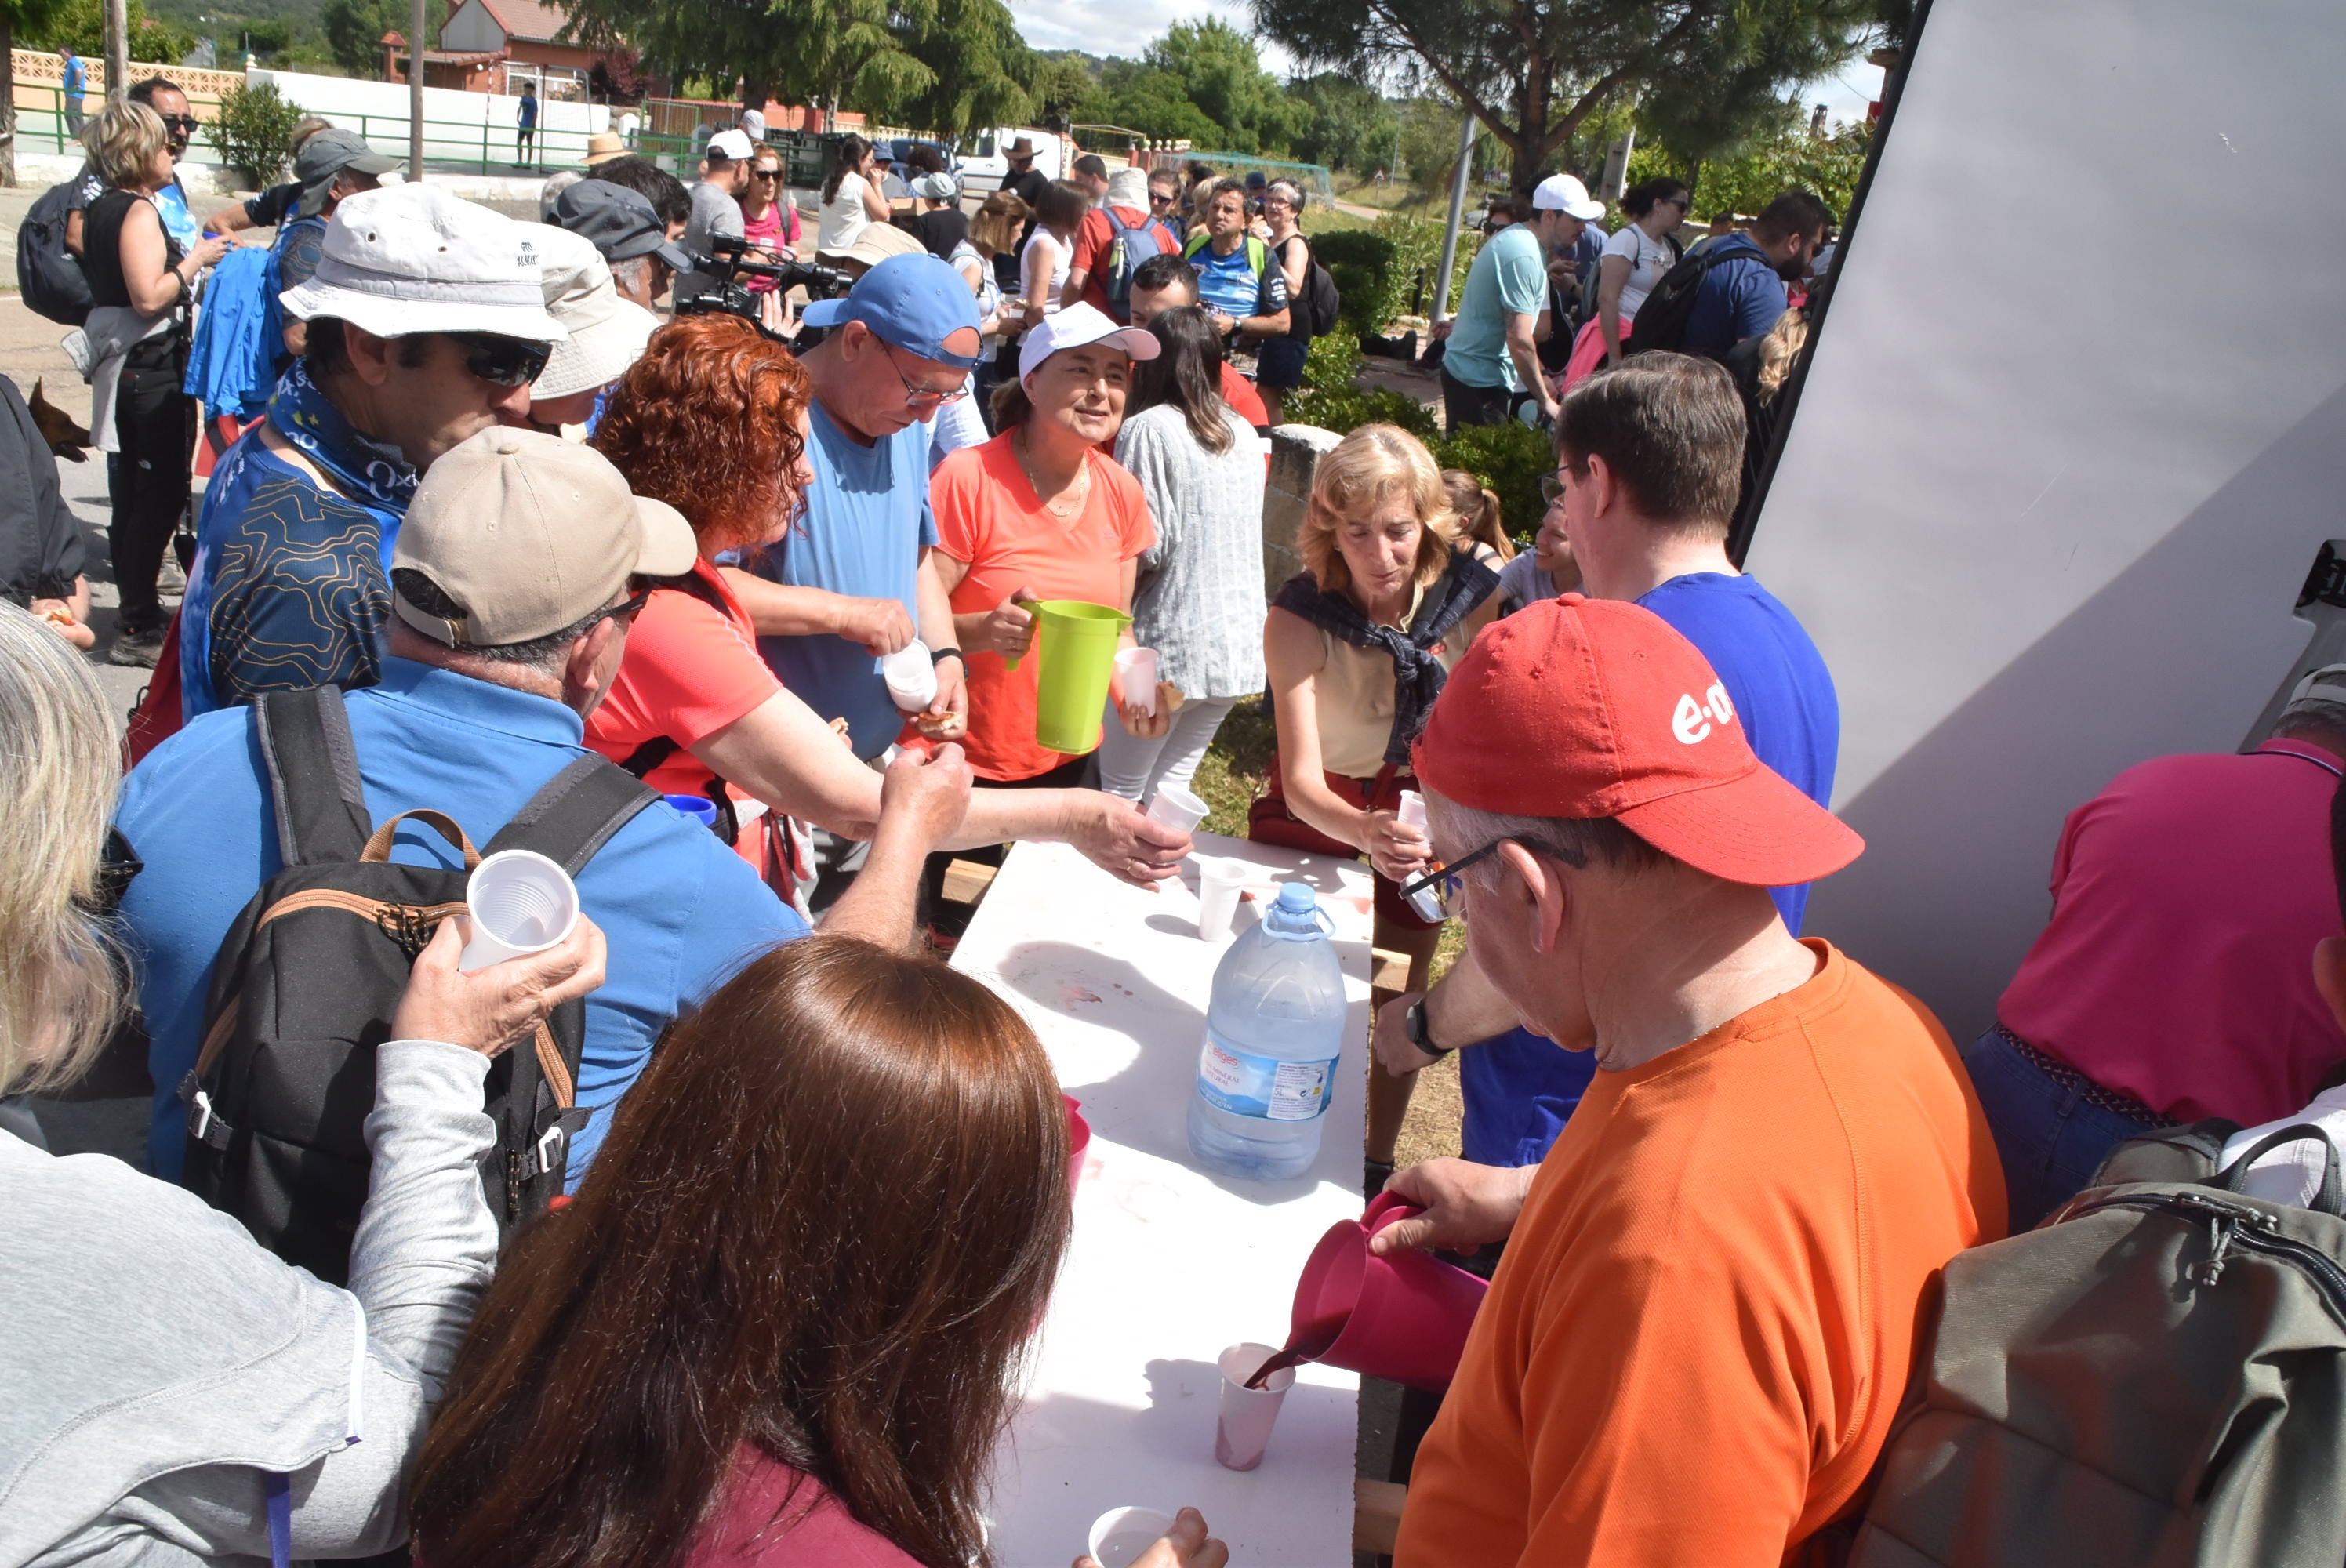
[1063,1094,1091,1196]
[1284,1192,1489,1393]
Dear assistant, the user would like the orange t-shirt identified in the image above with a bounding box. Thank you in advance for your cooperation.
[932,431,1155,781]
[583,558,778,804]
[1395,942,2007,1568]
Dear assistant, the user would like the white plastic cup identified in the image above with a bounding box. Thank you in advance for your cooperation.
[1115,646,1160,716]
[1215,1341,1294,1472]
[1396,789,1428,829]
[1395,790,1446,922]
[1088,1506,1175,1568]
[1146,782,1208,833]
[1196,857,1247,942]
[881,639,938,713]
[459,849,579,972]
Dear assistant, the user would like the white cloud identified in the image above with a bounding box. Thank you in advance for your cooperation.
[1009,0,1298,74]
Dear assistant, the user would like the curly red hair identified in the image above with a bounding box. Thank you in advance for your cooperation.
[592,314,813,554]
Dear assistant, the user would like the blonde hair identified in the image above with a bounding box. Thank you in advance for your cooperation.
[971,191,1028,257]
[1440,468,1513,561]
[1755,304,1810,404]
[1299,424,1461,596]
[0,602,125,1096]
[92,100,169,191]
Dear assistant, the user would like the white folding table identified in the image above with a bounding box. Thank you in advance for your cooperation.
[953,833,1377,1567]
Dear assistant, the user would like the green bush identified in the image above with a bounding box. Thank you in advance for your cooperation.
[1311,228,1399,335]
[212,83,308,190]
[1432,419,1552,546]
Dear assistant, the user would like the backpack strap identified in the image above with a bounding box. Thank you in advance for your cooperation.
[254,687,372,866]
[2213,1122,2346,1216]
[486,754,660,875]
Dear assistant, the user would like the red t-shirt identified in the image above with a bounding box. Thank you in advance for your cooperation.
[1220,361,1269,430]
[1997,737,2346,1123]
[681,1446,921,1566]
[932,431,1155,781]
[583,558,777,803]
[1070,205,1181,317]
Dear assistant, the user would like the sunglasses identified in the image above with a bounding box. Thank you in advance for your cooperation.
[883,341,968,409]
[586,580,657,632]
[445,332,552,387]
[753,167,781,179]
[160,113,198,135]
[1396,835,1573,922]
[1149,192,1176,205]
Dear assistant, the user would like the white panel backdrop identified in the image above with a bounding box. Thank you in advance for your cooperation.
[1745,0,2346,1036]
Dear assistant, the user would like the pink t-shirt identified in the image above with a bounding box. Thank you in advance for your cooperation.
[1997,737,2346,1123]
[680,1446,921,1566]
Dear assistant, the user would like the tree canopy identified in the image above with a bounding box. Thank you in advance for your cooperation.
[1287,72,1397,172]
[1248,0,1884,193]
[1073,20,1298,152]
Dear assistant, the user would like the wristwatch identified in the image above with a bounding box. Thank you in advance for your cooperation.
[930,645,964,666]
[1404,998,1453,1059]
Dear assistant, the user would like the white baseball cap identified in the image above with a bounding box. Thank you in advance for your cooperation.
[1532,173,1606,222]
[532,225,657,401]
[281,183,566,343]
[1018,301,1161,383]
[707,128,755,162]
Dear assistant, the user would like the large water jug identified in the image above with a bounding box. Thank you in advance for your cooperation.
[1187,881,1349,1181]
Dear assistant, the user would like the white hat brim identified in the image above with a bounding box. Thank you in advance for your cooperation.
[279,279,569,343]
[534,298,657,399]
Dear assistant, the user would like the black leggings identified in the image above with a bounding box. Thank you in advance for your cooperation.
[109,343,194,633]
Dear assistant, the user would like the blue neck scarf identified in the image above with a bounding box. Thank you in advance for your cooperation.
[266,358,419,514]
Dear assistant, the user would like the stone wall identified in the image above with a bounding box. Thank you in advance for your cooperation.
[1263,423,1340,597]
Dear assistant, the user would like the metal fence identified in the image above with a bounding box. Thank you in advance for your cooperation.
[1145,150,1337,209]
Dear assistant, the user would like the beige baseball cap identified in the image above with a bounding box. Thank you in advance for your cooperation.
[390,427,697,648]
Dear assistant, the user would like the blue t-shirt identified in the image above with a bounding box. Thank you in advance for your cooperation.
[60,56,83,95]
[119,658,804,1188]
[1187,238,1286,324]
[518,94,537,127]
[1444,223,1546,393]
[1678,234,1790,359]
[752,403,936,759]
[1640,571,1839,930]
[1456,570,1840,1171]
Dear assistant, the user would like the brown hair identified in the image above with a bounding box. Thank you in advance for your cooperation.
[1440,469,1513,560]
[1033,176,1091,235]
[1298,423,1461,597]
[970,191,1028,257]
[410,935,1071,1568]
[593,314,812,553]
[1556,352,1745,534]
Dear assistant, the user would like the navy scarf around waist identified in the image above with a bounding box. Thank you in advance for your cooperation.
[1273,546,1498,767]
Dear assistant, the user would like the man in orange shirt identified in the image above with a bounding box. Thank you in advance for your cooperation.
[1383,595,2006,1566]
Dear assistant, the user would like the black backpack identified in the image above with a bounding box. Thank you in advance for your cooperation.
[19,178,92,326]
[176,686,658,1285]
[1282,235,1341,340]
[1622,241,1749,358]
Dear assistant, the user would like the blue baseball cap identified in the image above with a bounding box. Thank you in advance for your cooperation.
[801,253,982,372]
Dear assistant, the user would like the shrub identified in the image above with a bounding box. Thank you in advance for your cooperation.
[1311,228,1398,335]
[212,82,307,189]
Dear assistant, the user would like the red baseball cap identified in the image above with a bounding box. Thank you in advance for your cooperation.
[1411,594,1861,887]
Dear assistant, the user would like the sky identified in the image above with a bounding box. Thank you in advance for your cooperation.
[1006,0,1887,131]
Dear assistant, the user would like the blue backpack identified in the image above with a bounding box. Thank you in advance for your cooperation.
[1100,207,1172,321]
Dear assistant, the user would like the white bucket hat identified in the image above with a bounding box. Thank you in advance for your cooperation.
[281,183,567,343]
[1018,300,1161,383]
[532,225,657,401]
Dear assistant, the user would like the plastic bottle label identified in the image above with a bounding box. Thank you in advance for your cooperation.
[1197,1040,1337,1121]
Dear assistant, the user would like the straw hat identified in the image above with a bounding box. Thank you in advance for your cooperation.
[581,131,626,166]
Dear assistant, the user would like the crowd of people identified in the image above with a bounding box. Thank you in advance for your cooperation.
[1,103,2338,1568]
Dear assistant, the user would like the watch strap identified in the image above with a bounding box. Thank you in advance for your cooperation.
[1407,998,1454,1058]
[930,645,964,665]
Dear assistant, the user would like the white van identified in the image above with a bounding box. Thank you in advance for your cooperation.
[956,129,1068,203]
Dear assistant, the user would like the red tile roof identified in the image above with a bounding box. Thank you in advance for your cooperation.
[471,0,576,43]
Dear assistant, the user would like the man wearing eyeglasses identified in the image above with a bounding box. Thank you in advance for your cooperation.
[172,184,565,724]
[64,75,202,261]
[1375,594,2003,1568]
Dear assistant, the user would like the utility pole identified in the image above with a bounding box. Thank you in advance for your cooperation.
[409,0,427,177]
[104,0,128,105]
[1429,107,1477,326]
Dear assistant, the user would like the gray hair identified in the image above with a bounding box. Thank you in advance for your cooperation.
[0,602,125,1094]
[1433,796,1666,895]
[1266,178,1308,212]
[391,568,608,677]
[2275,695,2346,749]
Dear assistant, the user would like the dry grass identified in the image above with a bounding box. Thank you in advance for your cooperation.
[1193,697,1468,1168]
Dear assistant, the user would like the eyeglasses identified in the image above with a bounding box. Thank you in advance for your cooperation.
[1149,192,1176,206]
[882,341,968,408]
[445,332,552,387]
[1539,467,1571,506]
[1660,194,1691,210]
[1396,835,1572,922]
[159,113,198,136]
[586,581,656,633]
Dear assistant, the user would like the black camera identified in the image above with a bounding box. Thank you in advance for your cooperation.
[676,234,851,333]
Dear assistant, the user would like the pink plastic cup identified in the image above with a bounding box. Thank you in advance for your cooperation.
[1284,1191,1489,1393]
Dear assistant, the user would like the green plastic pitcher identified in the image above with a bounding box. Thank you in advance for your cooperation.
[1025,599,1131,753]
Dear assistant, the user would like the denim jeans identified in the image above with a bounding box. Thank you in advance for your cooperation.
[1962,1027,2162,1232]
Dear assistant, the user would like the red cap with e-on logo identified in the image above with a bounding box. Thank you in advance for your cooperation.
[1411,593,1862,887]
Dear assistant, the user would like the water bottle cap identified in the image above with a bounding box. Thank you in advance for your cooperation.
[1274,883,1316,913]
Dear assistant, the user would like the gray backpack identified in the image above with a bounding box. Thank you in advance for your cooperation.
[1844,1120,2346,1566]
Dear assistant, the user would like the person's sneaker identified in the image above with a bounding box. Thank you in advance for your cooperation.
[109,624,164,667]
[156,554,187,597]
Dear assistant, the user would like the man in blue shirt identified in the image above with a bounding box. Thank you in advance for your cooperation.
[1374,351,1839,1179]
[1441,172,1605,432]
[1677,190,1828,360]
[121,429,971,1187]
[1180,180,1291,363]
[59,49,85,139]
[177,183,561,722]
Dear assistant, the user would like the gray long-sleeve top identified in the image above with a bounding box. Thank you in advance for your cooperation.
[0,1040,498,1567]
[1115,401,1269,702]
